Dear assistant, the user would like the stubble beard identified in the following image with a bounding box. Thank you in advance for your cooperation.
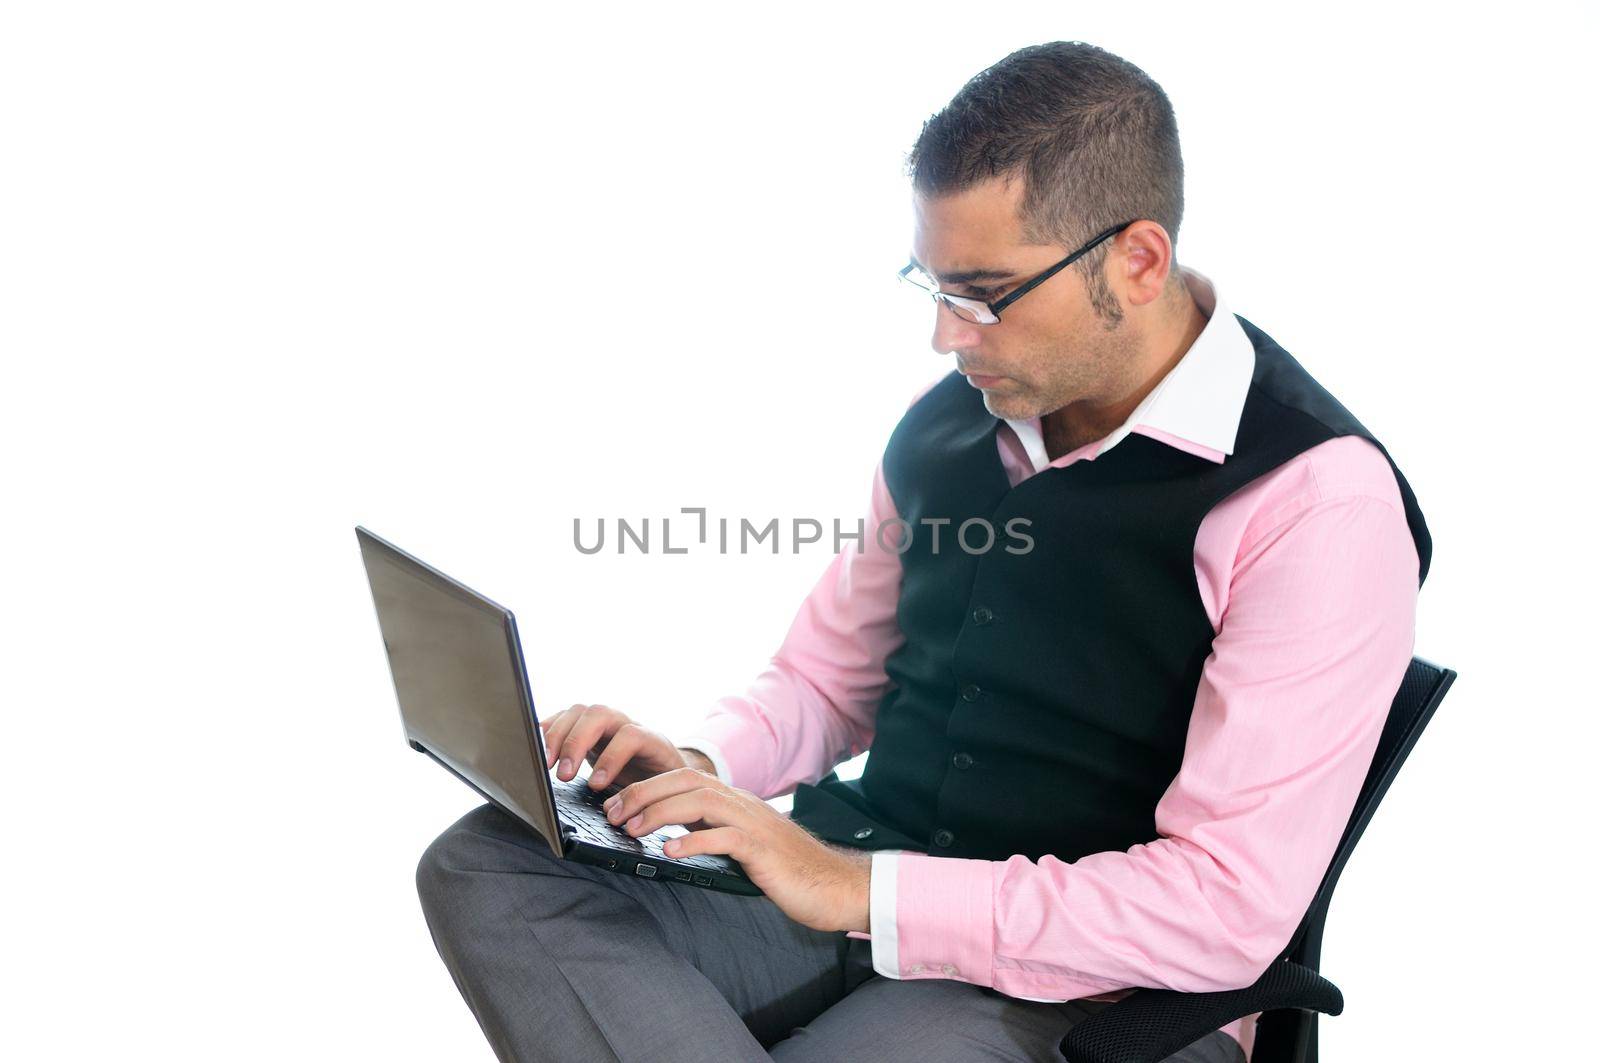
[983,313,1141,424]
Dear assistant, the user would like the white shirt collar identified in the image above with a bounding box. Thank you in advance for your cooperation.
[1004,265,1254,472]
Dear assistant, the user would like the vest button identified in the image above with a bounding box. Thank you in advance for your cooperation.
[971,605,993,625]
[853,827,874,840]
[933,828,955,847]
[951,752,973,770]
[959,683,982,703]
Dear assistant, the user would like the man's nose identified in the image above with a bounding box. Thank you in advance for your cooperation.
[930,300,983,355]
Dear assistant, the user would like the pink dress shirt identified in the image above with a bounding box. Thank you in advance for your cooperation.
[678,267,1421,1061]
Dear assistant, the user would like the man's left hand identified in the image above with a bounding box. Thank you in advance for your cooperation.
[602,768,871,934]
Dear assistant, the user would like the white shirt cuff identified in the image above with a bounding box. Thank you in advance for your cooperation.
[868,850,903,979]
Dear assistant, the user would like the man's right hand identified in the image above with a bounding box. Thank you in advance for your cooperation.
[539,703,707,792]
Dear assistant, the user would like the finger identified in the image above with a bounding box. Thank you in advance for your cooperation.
[586,723,645,790]
[603,766,713,824]
[555,704,622,781]
[540,705,588,770]
[537,707,568,768]
[661,825,751,863]
[619,787,740,839]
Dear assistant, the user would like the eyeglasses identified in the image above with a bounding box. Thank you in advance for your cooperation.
[898,220,1137,325]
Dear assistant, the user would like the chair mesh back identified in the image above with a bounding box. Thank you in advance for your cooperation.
[1251,656,1455,1063]
[1276,655,1457,967]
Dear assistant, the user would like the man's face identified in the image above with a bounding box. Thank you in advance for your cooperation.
[909,176,1142,422]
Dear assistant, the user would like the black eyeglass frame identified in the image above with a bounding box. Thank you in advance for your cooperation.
[898,219,1138,324]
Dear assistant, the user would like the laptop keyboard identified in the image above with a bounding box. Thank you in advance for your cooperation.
[552,777,741,875]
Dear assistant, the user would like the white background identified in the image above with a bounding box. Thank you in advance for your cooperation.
[3,3,1595,1059]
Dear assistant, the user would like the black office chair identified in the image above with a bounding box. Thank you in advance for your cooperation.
[1058,655,1457,1063]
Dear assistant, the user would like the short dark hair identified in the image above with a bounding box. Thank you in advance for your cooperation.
[906,42,1185,325]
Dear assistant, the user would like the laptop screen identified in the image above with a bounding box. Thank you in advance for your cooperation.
[356,528,563,849]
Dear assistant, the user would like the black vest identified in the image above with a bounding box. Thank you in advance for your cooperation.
[788,313,1432,861]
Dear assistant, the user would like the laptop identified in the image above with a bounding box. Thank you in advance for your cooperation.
[355,526,761,896]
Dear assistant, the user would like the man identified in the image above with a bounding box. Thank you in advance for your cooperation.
[415,41,1430,1062]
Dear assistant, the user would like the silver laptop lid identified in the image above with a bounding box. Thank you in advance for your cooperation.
[356,526,564,852]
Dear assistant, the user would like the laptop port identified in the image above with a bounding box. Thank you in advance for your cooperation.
[692,873,711,886]
[634,863,657,878]
[672,870,693,882]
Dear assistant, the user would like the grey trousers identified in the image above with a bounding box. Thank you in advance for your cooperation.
[416,803,1248,1063]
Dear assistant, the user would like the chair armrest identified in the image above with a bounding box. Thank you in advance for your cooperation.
[1058,959,1344,1063]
